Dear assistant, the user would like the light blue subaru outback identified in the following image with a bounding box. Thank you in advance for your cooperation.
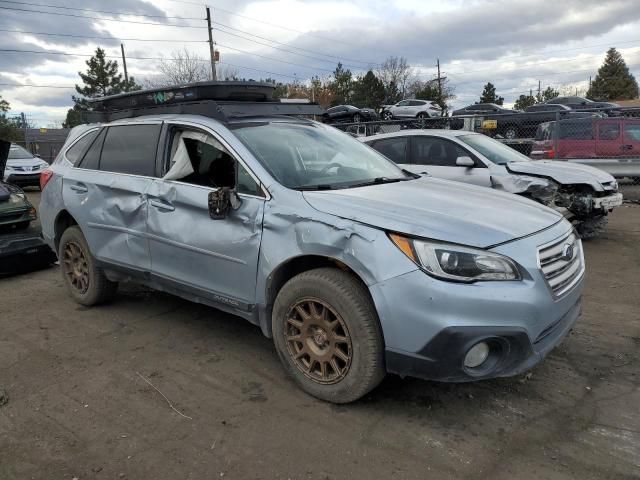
[39,82,584,403]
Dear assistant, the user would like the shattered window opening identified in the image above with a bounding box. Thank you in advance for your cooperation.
[164,128,262,197]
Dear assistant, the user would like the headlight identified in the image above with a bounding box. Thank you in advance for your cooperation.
[39,162,49,169]
[9,193,25,204]
[389,233,521,282]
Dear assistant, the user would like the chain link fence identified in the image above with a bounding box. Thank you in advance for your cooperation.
[331,107,640,171]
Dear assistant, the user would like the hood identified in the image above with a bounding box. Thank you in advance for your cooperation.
[302,177,562,248]
[506,160,614,190]
[0,140,9,178]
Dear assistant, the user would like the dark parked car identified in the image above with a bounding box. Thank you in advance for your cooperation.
[531,117,640,160]
[452,103,594,139]
[452,103,516,116]
[322,105,378,123]
[543,96,620,113]
[0,140,56,273]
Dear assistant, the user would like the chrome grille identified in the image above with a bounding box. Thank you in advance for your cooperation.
[538,231,584,297]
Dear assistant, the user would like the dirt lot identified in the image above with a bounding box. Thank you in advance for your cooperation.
[1,187,639,480]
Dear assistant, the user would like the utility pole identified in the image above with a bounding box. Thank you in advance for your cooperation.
[120,43,129,89]
[206,7,217,80]
[537,80,541,99]
[436,58,442,106]
[21,112,29,151]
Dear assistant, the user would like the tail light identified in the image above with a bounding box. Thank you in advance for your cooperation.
[544,148,555,159]
[40,168,54,190]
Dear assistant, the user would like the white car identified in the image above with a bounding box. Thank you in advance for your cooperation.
[3,144,50,188]
[361,130,623,239]
[382,99,442,120]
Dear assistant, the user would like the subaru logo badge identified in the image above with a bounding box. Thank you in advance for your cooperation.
[561,243,574,261]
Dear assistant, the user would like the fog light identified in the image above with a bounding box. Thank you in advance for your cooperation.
[464,342,490,368]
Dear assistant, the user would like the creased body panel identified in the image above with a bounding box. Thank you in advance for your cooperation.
[62,169,152,272]
[146,179,265,306]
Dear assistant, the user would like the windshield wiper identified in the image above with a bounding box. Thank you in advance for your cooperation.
[294,184,335,191]
[347,176,411,189]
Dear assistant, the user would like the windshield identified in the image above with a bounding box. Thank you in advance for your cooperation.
[458,134,530,165]
[232,121,409,189]
[8,145,34,160]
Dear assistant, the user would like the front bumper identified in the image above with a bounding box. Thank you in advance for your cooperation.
[369,221,584,382]
[594,192,623,210]
[6,173,42,187]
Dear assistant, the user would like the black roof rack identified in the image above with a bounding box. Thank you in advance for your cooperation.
[83,80,324,123]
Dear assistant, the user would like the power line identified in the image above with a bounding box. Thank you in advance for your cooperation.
[212,21,377,66]
[0,0,204,20]
[0,28,208,43]
[213,26,369,70]
[0,5,207,28]
[216,43,334,72]
[0,82,75,88]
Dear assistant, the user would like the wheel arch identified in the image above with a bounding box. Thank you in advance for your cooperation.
[259,254,375,338]
[53,209,79,252]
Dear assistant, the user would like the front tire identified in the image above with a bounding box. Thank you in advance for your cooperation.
[58,226,118,305]
[272,268,385,403]
[503,126,518,139]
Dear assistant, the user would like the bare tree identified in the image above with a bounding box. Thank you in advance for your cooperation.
[145,48,210,88]
[376,56,413,99]
[217,64,240,81]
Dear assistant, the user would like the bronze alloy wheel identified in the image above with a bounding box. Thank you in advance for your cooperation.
[284,298,353,384]
[62,241,90,294]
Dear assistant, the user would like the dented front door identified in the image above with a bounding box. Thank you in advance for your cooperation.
[145,179,265,310]
[62,168,152,272]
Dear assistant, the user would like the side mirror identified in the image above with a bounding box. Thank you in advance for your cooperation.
[208,187,241,220]
[456,156,475,168]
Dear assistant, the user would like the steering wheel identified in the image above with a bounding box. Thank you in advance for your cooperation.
[318,162,342,176]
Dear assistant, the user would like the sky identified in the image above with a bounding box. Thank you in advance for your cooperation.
[1,0,639,126]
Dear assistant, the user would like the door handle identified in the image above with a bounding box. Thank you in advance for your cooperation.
[69,184,88,193]
[621,144,633,150]
[149,199,175,212]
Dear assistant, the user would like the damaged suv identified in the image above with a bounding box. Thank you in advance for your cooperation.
[40,82,585,403]
[363,130,622,238]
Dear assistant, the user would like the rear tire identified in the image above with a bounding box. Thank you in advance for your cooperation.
[272,268,385,403]
[503,126,518,139]
[58,226,118,305]
[352,113,362,123]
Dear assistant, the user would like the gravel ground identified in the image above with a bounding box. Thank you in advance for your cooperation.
[0,187,638,480]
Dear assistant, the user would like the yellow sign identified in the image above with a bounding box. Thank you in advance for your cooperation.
[39,128,48,133]
[482,120,497,129]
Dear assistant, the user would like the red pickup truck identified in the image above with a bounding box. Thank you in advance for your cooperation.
[531,117,640,159]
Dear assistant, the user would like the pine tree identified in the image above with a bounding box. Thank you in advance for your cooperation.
[64,47,141,127]
[586,48,639,101]
[330,62,353,105]
[514,94,536,110]
[479,82,504,105]
[351,70,386,109]
[537,86,560,103]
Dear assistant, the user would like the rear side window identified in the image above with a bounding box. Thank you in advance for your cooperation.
[411,137,469,166]
[78,128,106,170]
[99,125,161,176]
[65,130,99,165]
[370,137,407,163]
[559,121,593,140]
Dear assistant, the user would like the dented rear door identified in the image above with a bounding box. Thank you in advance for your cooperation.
[62,123,162,273]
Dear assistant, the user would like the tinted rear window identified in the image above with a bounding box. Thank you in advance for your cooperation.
[99,124,161,176]
[65,130,99,165]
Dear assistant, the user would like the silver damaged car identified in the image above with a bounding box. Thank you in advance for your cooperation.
[39,83,584,403]
[362,130,623,239]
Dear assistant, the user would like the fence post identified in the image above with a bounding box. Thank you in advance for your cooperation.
[553,111,560,159]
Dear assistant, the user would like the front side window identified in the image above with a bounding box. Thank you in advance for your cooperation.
[232,121,408,190]
[99,124,161,176]
[396,100,410,106]
[411,136,470,167]
[370,137,408,164]
[458,134,530,165]
[599,123,620,141]
[164,128,262,196]
[624,123,640,141]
